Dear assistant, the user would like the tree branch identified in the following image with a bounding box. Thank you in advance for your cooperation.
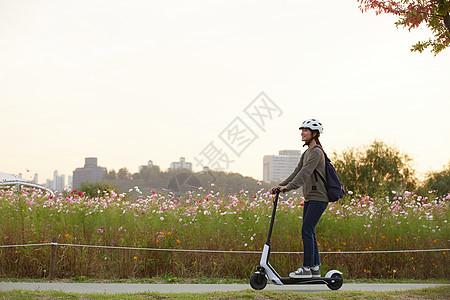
[444,13,450,33]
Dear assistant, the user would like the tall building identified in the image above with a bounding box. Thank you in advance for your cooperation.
[72,157,107,189]
[55,170,65,192]
[32,173,39,184]
[263,150,301,183]
[46,170,66,192]
[170,157,192,171]
[67,175,73,189]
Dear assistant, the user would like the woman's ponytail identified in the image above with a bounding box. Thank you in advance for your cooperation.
[313,132,328,160]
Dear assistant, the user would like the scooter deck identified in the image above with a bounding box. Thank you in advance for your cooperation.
[278,277,337,285]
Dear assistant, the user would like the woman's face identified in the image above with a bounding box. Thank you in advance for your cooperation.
[301,128,312,142]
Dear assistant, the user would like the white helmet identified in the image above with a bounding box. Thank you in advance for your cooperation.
[299,118,323,134]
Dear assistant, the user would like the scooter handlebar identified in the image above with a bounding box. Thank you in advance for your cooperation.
[272,187,286,194]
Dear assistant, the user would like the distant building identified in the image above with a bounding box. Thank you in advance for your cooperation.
[67,175,73,189]
[263,150,301,183]
[139,160,154,172]
[0,172,17,182]
[54,170,65,192]
[170,157,192,171]
[72,157,107,189]
[46,170,65,192]
[32,173,39,184]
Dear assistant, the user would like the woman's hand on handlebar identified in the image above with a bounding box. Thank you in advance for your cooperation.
[270,186,287,194]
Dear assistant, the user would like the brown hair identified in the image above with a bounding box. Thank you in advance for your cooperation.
[312,131,328,159]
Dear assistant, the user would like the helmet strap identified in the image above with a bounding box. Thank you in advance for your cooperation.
[304,132,319,147]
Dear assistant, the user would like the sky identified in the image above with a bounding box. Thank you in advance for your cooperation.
[1,0,449,184]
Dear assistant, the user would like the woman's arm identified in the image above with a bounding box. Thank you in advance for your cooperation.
[270,153,304,194]
[285,148,322,192]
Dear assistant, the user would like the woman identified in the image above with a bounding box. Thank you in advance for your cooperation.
[270,118,328,279]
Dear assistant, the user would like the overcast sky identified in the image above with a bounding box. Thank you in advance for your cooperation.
[1,0,449,184]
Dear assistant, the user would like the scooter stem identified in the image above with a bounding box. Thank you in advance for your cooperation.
[266,191,279,245]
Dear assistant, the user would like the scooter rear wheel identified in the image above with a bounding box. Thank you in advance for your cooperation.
[327,272,343,290]
[250,272,267,290]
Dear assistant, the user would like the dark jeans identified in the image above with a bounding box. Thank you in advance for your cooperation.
[302,200,328,268]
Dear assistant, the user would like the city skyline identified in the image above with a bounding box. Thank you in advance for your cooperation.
[4,139,449,189]
[4,150,302,187]
[1,154,265,186]
[1,1,448,183]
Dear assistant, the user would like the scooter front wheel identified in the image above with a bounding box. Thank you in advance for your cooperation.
[327,272,343,290]
[250,272,267,290]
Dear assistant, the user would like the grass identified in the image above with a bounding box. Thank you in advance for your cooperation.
[0,277,448,284]
[1,187,449,279]
[0,285,448,299]
[0,276,247,284]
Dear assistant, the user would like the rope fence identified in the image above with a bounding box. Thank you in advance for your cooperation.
[1,239,447,278]
[1,242,448,254]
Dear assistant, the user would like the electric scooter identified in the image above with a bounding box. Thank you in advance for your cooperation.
[250,190,343,290]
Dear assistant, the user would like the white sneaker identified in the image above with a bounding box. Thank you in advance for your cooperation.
[311,268,321,278]
[289,267,312,278]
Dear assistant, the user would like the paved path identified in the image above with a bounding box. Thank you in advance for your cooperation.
[0,282,447,294]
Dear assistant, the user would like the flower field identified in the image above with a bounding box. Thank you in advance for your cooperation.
[0,185,448,279]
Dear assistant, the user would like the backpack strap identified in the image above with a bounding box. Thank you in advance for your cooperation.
[312,144,329,161]
[312,145,327,185]
[314,169,327,185]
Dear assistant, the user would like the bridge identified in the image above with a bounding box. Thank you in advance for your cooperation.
[0,172,55,197]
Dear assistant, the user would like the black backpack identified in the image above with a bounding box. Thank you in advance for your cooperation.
[312,145,345,202]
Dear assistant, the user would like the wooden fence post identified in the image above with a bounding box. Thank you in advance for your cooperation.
[49,237,57,279]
